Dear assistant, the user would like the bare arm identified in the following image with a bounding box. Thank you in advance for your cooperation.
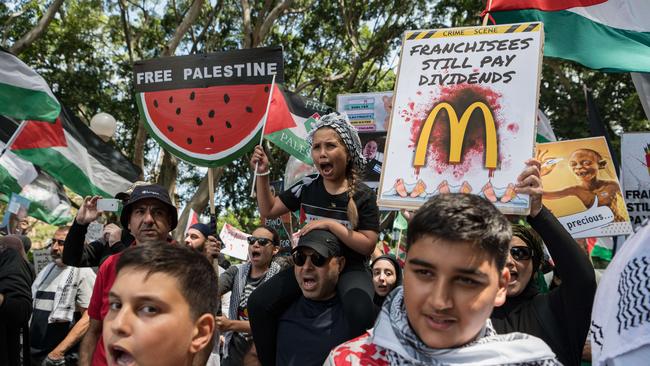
[250,145,290,218]
[79,318,102,366]
[216,316,251,333]
[543,185,581,200]
[47,310,90,360]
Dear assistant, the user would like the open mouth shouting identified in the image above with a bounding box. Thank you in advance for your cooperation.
[108,345,136,366]
[250,248,262,260]
[318,161,335,177]
[301,274,318,291]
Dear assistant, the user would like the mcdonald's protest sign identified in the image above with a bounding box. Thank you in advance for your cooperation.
[378,23,544,214]
[621,132,650,230]
[537,137,632,238]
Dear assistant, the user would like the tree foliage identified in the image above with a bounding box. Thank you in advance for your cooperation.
[1,0,647,233]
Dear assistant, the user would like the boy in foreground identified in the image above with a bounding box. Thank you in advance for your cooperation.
[102,244,218,366]
[326,193,559,365]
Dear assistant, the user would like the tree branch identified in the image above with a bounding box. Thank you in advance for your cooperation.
[255,0,295,47]
[162,0,204,57]
[241,0,253,48]
[295,72,348,93]
[10,0,65,55]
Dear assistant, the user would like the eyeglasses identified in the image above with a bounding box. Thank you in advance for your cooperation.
[510,246,532,261]
[51,239,65,246]
[247,236,273,246]
[292,251,329,267]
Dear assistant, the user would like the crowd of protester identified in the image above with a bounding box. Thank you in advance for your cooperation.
[1,112,649,366]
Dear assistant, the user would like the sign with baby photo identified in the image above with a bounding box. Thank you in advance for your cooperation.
[378,23,544,215]
[336,91,393,132]
[537,137,632,238]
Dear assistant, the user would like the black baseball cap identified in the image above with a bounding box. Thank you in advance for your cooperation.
[293,229,342,258]
[120,184,178,230]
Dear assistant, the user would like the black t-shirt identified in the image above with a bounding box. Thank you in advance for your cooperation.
[276,295,353,366]
[279,174,379,265]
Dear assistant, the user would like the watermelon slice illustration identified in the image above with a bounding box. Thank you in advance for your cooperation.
[136,84,295,167]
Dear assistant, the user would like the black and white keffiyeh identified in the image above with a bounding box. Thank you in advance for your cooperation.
[307,112,366,172]
[371,287,560,366]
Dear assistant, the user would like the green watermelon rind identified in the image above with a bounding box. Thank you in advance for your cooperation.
[136,92,263,168]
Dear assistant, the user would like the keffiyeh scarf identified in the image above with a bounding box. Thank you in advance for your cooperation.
[307,112,366,172]
[371,287,560,366]
[32,262,79,323]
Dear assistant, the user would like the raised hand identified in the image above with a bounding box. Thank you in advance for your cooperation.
[76,196,103,225]
[515,159,544,217]
[250,145,270,174]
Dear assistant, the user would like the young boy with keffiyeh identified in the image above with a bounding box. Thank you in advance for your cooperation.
[326,194,559,366]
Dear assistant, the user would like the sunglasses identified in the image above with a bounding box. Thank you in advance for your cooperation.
[510,246,532,261]
[247,236,273,246]
[292,251,330,267]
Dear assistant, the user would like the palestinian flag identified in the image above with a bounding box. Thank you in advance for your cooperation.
[490,0,650,72]
[536,109,557,143]
[0,143,72,224]
[0,49,60,122]
[0,109,141,199]
[264,86,334,164]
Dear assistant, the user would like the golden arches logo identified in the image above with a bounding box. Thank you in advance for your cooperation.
[414,101,498,169]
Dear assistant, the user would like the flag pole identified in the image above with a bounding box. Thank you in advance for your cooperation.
[208,168,215,215]
[0,120,26,158]
[250,73,277,198]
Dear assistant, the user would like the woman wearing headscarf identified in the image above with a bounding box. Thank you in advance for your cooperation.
[491,161,597,366]
[370,254,402,307]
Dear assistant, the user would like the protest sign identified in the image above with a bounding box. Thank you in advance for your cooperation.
[537,137,632,238]
[359,132,387,188]
[219,223,250,260]
[621,132,650,229]
[134,47,287,167]
[336,92,393,132]
[1,193,30,234]
[378,23,543,214]
[32,248,51,275]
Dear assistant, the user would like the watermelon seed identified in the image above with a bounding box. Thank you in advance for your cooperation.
[154,100,159,108]
[176,107,181,115]
[167,125,174,132]
[246,106,253,113]
[196,117,203,126]
[187,138,192,145]
[264,86,269,93]
[190,91,195,100]
[168,96,173,103]
[224,94,230,104]
[226,121,232,128]
[210,135,215,143]
[208,110,215,118]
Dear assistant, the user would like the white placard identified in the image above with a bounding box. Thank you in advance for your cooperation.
[378,23,544,215]
[219,223,250,261]
[33,248,52,275]
[621,132,650,230]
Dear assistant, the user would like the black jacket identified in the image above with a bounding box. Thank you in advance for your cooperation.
[62,221,130,267]
[0,248,33,365]
[491,207,597,366]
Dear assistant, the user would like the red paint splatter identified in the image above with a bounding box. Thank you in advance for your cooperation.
[402,84,513,179]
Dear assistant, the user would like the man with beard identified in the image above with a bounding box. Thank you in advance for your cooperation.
[79,184,178,366]
[185,222,230,269]
[30,226,96,365]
